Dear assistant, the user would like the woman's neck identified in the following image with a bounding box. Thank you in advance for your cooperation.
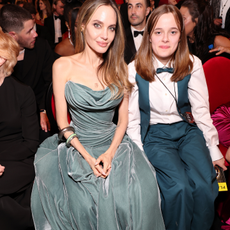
[81,47,103,68]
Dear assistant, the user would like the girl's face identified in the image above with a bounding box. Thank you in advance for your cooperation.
[0,57,6,67]
[39,0,46,11]
[180,6,197,38]
[150,12,180,65]
[83,5,117,55]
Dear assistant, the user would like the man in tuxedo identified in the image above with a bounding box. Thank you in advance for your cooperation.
[0,4,55,142]
[124,0,150,64]
[44,0,67,49]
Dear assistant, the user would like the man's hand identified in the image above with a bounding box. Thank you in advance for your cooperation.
[40,112,51,132]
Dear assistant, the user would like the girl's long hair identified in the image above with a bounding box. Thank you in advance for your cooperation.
[135,4,193,82]
[75,0,132,98]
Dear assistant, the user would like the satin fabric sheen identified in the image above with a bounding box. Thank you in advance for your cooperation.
[31,81,165,230]
[211,102,230,148]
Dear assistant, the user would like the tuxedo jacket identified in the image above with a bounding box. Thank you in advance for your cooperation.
[36,23,53,46]
[124,27,137,64]
[44,15,67,49]
[13,37,55,111]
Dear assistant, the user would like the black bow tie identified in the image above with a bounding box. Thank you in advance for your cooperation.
[156,67,174,74]
[134,30,144,37]
[54,15,61,20]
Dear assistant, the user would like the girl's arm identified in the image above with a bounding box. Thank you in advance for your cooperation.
[188,56,227,170]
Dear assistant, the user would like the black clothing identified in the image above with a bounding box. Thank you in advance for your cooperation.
[124,27,137,64]
[44,14,67,49]
[13,37,54,111]
[0,76,39,230]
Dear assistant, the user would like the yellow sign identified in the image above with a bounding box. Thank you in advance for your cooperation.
[218,182,228,192]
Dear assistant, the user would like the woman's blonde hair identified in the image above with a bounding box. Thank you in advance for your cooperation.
[75,0,132,98]
[0,28,20,77]
[135,4,193,82]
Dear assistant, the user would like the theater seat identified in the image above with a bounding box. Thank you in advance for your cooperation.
[46,83,71,134]
[203,56,230,166]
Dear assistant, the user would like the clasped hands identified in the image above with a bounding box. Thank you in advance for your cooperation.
[87,151,114,179]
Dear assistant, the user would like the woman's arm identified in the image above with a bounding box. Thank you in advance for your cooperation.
[209,35,230,55]
[53,58,105,177]
[95,91,129,177]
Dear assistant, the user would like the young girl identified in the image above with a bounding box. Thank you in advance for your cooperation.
[127,4,226,230]
[31,0,165,229]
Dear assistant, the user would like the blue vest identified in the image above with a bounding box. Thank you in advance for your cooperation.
[135,73,195,143]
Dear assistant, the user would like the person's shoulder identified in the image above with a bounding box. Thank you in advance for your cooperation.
[44,15,53,24]
[8,76,34,96]
[53,55,74,71]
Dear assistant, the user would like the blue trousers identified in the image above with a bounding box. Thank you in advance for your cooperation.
[143,122,218,230]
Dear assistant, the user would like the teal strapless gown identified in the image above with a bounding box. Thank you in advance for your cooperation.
[31,81,165,230]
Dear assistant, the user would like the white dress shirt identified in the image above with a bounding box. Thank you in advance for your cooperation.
[130,26,144,51]
[53,14,62,43]
[220,0,230,28]
[126,55,223,162]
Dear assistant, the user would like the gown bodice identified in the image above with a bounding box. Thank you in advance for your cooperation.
[65,81,122,147]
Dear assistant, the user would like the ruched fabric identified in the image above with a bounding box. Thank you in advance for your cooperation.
[211,102,230,148]
[31,81,165,230]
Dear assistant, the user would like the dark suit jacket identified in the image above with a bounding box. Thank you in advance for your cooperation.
[36,23,53,46]
[124,27,137,64]
[13,37,55,111]
[44,14,67,49]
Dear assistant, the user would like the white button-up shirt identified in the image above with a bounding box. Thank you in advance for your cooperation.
[126,55,223,162]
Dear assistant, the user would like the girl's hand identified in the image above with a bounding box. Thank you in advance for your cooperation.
[0,164,5,176]
[95,151,114,178]
[213,157,227,171]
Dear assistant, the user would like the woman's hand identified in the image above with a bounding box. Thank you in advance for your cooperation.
[95,151,114,178]
[213,157,227,171]
[86,156,106,178]
[209,46,230,55]
[0,164,5,176]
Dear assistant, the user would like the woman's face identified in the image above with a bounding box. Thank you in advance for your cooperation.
[0,57,6,67]
[180,6,197,38]
[150,13,180,65]
[83,5,117,55]
[39,0,46,11]
[150,0,155,8]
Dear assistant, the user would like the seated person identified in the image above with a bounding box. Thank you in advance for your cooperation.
[0,29,39,230]
[55,1,82,56]
[127,4,226,230]
[180,0,230,61]
[30,0,165,229]
[35,0,52,25]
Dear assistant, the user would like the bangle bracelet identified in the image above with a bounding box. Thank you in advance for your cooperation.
[58,126,75,141]
[66,133,77,148]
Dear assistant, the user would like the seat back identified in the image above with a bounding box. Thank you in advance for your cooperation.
[203,56,230,114]
[203,56,230,162]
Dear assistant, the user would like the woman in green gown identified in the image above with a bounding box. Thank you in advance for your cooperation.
[31,0,165,229]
